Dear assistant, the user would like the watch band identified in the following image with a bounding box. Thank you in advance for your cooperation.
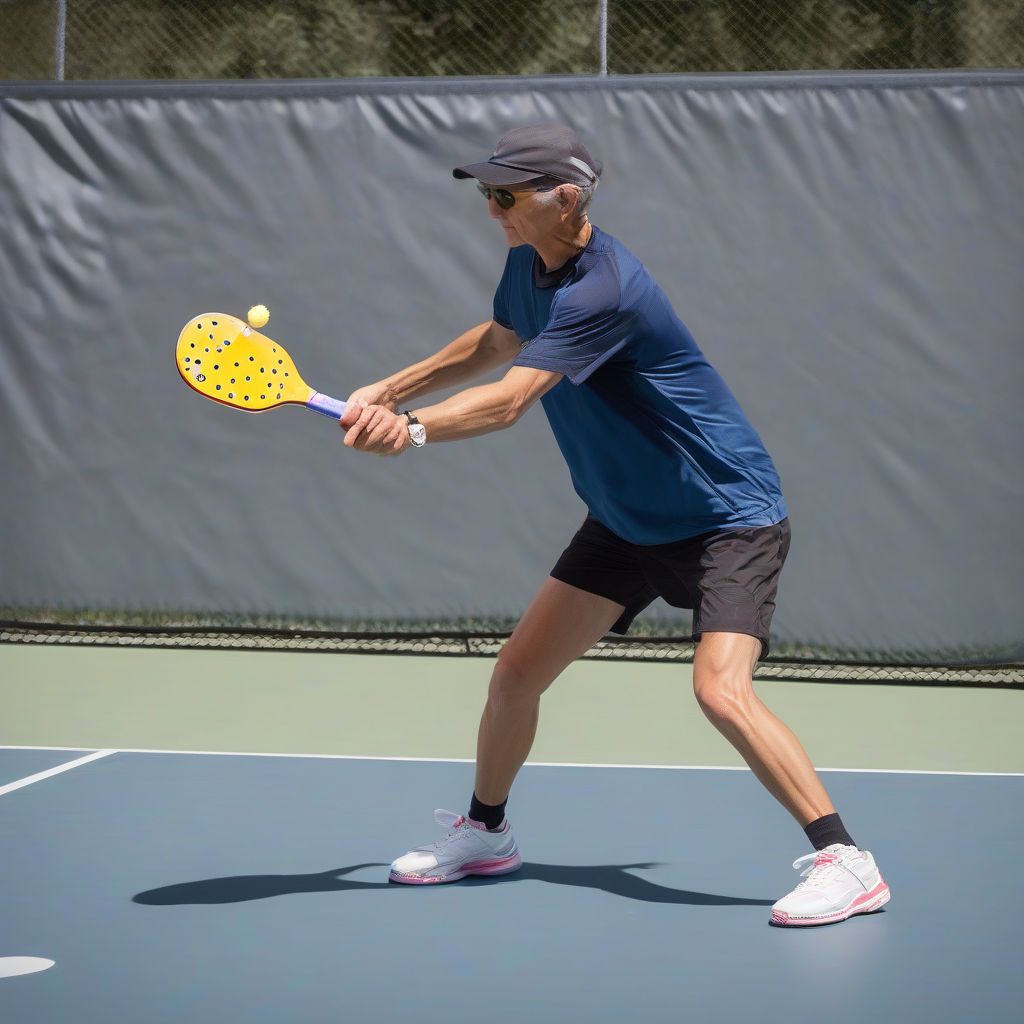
[401,409,427,447]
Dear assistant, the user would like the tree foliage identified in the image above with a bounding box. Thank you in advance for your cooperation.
[1,0,1020,81]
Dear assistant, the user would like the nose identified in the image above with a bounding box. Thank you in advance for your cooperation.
[487,196,504,219]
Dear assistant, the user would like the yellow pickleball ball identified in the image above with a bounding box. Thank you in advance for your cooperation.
[247,304,270,329]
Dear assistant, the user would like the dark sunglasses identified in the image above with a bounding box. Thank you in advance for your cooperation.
[476,181,556,210]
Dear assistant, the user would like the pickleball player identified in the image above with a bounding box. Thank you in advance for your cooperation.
[338,123,890,927]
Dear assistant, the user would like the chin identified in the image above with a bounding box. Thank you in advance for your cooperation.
[501,225,523,246]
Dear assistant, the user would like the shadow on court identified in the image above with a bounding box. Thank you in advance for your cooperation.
[133,862,773,907]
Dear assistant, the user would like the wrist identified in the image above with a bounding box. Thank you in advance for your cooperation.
[379,380,402,409]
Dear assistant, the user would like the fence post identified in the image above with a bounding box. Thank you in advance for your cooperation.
[55,0,67,81]
[598,0,608,75]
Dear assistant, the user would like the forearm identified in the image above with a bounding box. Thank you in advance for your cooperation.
[379,322,516,406]
[339,366,560,454]
[414,381,522,442]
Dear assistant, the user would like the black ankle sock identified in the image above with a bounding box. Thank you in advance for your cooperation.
[469,793,507,831]
[804,812,856,851]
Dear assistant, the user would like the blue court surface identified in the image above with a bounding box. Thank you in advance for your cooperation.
[1,747,1022,1024]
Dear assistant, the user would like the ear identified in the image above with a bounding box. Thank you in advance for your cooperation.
[557,185,575,212]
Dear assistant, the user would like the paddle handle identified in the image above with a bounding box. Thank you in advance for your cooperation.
[306,393,347,420]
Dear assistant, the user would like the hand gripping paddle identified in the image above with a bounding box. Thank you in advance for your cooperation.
[175,311,347,420]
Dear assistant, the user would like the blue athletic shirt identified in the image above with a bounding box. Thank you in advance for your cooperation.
[494,225,788,545]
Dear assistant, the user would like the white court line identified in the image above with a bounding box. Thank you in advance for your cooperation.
[0,957,55,979]
[0,749,117,797]
[1,745,1021,777]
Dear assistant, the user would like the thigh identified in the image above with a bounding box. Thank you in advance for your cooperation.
[550,516,658,635]
[692,519,791,661]
[499,577,627,692]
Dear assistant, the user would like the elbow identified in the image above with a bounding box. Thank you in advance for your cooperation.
[503,393,531,427]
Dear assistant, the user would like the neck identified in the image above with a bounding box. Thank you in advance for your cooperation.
[535,220,593,273]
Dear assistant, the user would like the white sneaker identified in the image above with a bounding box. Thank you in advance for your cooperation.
[389,809,522,885]
[771,843,891,926]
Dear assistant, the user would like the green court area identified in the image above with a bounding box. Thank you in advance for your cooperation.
[2,645,1019,773]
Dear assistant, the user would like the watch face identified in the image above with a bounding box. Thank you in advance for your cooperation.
[409,424,427,446]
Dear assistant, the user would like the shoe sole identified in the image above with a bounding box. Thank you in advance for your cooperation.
[770,879,891,927]
[389,849,523,885]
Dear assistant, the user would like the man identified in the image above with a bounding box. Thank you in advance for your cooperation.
[338,123,890,927]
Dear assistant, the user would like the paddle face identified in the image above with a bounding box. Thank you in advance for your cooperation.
[176,313,313,412]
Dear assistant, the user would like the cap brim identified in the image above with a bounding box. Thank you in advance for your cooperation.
[452,161,544,186]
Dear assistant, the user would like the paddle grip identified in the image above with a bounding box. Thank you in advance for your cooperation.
[306,393,348,420]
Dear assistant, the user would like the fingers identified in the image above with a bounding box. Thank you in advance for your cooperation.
[382,416,412,455]
[384,421,409,455]
[341,401,373,442]
[339,399,365,429]
[362,408,393,449]
[342,404,408,455]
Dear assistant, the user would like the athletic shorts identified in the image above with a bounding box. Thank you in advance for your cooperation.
[550,516,791,660]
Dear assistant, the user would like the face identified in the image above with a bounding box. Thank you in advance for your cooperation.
[478,181,570,248]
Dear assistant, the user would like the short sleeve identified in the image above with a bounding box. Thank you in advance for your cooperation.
[492,250,515,331]
[512,273,633,385]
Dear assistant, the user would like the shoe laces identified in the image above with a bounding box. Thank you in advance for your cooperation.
[434,809,468,832]
[410,809,475,854]
[790,847,857,891]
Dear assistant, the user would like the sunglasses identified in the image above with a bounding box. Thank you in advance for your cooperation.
[476,182,557,210]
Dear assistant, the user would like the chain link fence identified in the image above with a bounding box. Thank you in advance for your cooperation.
[2,0,1022,81]
[2,613,1021,687]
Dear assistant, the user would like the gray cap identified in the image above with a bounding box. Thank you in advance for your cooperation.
[453,123,603,187]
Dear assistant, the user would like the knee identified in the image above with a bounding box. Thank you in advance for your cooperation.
[488,646,547,705]
[693,669,755,729]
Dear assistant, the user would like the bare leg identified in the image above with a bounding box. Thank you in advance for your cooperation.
[693,631,835,826]
[473,578,626,805]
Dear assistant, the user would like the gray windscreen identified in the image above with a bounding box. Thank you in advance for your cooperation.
[1,72,1021,663]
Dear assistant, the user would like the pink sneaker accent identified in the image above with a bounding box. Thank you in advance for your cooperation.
[463,852,522,874]
[389,849,522,885]
[771,878,890,926]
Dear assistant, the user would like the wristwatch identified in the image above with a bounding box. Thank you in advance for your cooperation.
[402,410,427,448]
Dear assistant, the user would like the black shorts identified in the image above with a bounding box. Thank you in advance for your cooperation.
[550,516,791,660]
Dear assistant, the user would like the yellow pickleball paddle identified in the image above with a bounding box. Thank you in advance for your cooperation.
[175,310,347,420]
